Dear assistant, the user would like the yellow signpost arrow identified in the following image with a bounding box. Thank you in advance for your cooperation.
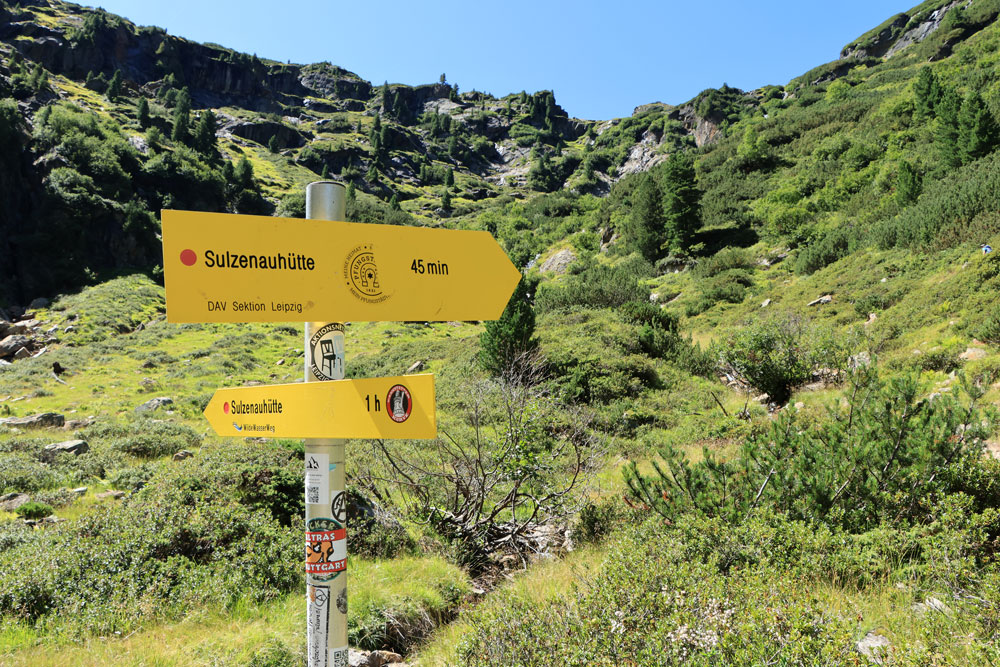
[161,209,521,323]
[203,374,436,439]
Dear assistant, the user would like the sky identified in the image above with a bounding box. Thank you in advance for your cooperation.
[84,0,909,120]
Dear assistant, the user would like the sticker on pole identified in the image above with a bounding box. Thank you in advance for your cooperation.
[386,384,412,423]
[307,585,330,667]
[309,323,345,381]
[305,453,330,506]
[306,517,346,581]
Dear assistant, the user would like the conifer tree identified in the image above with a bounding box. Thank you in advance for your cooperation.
[958,91,999,163]
[936,87,962,168]
[28,63,47,92]
[137,97,150,129]
[268,134,279,153]
[661,152,701,252]
[346,182,356,202]
[171,88,191,144]
[320,163,329,179]
[445,167,455,187]
[479,275,538,377]
[222,160,235,186]
[107,69,122,101]
[194,109,217,155]
[380,81,390,112]
[623,173,664,261]
[913,66,941,121]
[234,157,254,191]
[391,91,405,121]
[441,187,452,211]
[896,160,922,205]
[389,193,400,210]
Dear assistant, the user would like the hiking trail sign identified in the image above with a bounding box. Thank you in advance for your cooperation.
[161,209,521,323]
[203,374,436,440]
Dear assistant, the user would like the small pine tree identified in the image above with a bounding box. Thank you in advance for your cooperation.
[346,182,356,202]
[222,160,235,186]
[137,97,150,129]
[439,73,447,85]
[896,160,922,205]
[381,81,390,112]
[392,91,405,120]
[107,69,122,101]
[171,88,191,144]
[146,126,162,147]
[958,91,999,164]
[479,275,538,377]
[389,193,400,210]
[234,157,255,190]
[268,134,279,153]
[445,168,455,187]
[28,63,47,92]
[366,163,378,183]
[194,109,217,155]
[935,87,962,168]
[913,66,941,121]
[441,187,452,210]
[320,163,329,179]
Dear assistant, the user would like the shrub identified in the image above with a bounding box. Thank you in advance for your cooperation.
[83,418,201,459]
[795,227,855,275]
[626,368,998,533]
[714,316,814,404]
[535,255,651,312]
[110,463,156,491]
[619,300,683,359]
[0,455,61,493]
[14,501,53,520]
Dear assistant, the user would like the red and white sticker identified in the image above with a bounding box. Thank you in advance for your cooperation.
[386,384,412,423]
[306,518,346,580]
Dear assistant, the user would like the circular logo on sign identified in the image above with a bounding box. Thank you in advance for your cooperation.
[344,245,389,304]
[386,384,412,423]
[309,323,345,381]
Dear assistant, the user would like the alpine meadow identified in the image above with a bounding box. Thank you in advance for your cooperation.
[4,0,1000,665]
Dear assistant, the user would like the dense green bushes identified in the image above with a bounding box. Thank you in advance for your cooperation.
[0,441,303,636]
[713,315,834,404]
[627,367,997,532]
[535,255,651,313]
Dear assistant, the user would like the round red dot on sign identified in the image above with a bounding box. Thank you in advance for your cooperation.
[180,249,197,266]
[223,402,230,414]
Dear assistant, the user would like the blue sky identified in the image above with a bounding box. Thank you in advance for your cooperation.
[86,1,907,120]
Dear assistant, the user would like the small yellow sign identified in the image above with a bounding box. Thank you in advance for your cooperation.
[162,210,521,323]
[203,374,436,439]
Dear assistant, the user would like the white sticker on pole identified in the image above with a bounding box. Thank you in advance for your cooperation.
[305,453,330,505]
[307,585,330,667]
[331,647,348,667]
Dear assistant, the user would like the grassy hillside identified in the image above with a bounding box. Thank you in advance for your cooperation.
[3,0,1000,664]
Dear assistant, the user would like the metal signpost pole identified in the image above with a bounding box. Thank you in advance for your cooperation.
[303,181,348,667]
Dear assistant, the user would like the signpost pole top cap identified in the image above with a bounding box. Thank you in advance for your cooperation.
[306,181,346,222]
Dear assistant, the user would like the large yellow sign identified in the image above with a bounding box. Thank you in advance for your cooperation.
[161,210,521,323]
[203,374,436,439]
